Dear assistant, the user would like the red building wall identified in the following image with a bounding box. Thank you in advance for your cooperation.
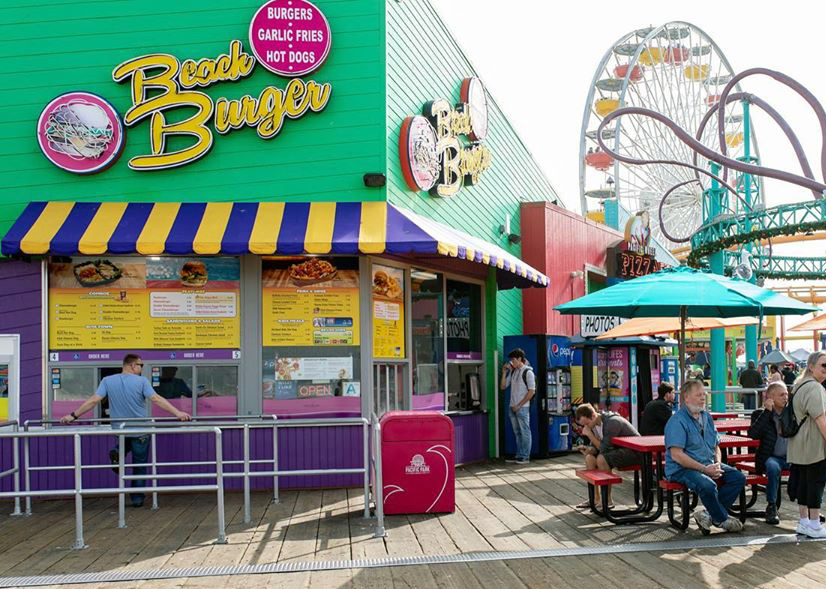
[521,202,622,336]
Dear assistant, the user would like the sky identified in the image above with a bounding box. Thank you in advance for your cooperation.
[431,0,826,347]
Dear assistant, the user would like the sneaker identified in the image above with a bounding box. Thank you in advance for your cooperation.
[796,521,811,535]
[515,458,530,464]
[693,509,712,534]
[765,504,779,525]
[802,525,826,539]
[719,517,744,533]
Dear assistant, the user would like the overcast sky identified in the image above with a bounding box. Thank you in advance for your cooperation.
[431,0,826,343]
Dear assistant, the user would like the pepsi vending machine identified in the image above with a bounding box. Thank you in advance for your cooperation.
[502,335,574,459]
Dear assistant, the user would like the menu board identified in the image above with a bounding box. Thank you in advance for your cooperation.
[372,265,405,358]
[262,257,360,346]
[48,257,240,349]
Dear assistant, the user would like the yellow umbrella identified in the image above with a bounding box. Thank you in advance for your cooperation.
[788,313,826,331]
[595,316,759,340]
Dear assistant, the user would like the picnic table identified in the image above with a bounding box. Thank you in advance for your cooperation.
[710,412,740,419]
[587,433,759,527]
[713,418,752,434]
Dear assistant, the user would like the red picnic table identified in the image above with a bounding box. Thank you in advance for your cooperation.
[712,419,752,434]
[710,412,740,419]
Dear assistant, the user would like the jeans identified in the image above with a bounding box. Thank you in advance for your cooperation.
[113,435,150,504]
[670,463,746,524]
[509,406,531,460]
[765,456,790,505]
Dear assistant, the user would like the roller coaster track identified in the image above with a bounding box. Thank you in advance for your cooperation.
[690,199,826,278]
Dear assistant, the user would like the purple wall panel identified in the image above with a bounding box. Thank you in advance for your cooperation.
[0,424,364,497]
[0,259,42,423]
[450,413,488,465]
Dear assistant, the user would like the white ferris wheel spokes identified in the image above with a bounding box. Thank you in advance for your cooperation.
[579,22,762,250]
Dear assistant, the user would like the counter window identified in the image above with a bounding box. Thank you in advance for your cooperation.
[51,367,96,418]
[411,270,444,411]
[150,364,238,417]
[261,257,361,417]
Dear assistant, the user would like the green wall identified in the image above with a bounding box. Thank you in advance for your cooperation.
[385,0,560,354]
[0,0,387,236]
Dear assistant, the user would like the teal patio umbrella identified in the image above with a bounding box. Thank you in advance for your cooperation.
[555,266,817,385]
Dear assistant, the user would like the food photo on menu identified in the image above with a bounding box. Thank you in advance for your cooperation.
[372,267,403,300]
[261,256,359,289]
[48,256,146,290]
[145,257,240,289]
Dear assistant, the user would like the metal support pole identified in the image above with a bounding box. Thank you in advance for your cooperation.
[214,430,227,544]
[151,432,158,510]
[23,436,31,515]
[72,434,87,550]
[11,436,22,516]
[362,419,369,519]
[708,161,727,412]
[243,424,251,524]
[272,422,279,503]
[118,434,126,528]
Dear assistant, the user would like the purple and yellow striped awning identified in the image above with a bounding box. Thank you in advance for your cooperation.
[1,202,548,289]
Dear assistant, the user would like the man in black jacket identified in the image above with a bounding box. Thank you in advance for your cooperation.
[748,381,789,525]
[640,382,675,435]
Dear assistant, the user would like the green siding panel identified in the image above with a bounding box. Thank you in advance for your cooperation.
[0,0,387,238]
[385,3,560,310]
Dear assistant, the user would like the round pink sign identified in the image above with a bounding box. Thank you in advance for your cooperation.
[249,0,332,77]
[37,92,124,175]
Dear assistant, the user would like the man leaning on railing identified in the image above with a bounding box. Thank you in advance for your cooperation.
[60,353,190,507]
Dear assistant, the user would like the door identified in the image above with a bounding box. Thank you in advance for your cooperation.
[0,335,20,424]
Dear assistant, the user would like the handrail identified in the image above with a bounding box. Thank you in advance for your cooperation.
[0,420,20,516]
[0,426,225,549]
[370,413,386,538]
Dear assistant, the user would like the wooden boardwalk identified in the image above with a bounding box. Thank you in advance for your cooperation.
[1,454,826,588]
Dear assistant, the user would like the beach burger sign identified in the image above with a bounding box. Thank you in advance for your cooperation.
[399,77,492,197]
[36,0,332,174]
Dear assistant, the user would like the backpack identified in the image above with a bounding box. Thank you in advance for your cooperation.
[522,368,534,388]
[779,386,807,438]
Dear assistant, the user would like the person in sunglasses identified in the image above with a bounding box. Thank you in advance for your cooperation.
[60,353,190,507]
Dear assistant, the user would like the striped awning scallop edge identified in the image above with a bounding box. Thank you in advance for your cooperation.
[1,201,548,289]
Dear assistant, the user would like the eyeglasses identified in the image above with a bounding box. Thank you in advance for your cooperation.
[134,363,144,368]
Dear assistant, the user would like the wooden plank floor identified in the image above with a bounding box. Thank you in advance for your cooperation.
[1,453,825,588]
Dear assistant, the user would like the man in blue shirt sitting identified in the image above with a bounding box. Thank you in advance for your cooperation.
[665,379,746,533]
[61,354,190,507]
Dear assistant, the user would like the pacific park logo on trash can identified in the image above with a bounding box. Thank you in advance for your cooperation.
[405,454,431,475]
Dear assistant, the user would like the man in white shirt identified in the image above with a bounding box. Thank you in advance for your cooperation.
[500,348,536,464]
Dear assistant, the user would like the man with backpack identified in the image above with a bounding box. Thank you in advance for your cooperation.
[500,348,536,464]
[747,381,789,524]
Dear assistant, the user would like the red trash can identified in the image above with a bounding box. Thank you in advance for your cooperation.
[380,411,455,514]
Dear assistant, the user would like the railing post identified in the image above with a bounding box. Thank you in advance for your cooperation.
[243,423,251,524]
[151,431,159,510]
[72,433,87,550]
[214,429,227,544]
[23,436,31,515]
[118,434,126,528]
[272,421,279,503]
[11,436,22,516]
[373,416,385,538]
[362,418,369,519]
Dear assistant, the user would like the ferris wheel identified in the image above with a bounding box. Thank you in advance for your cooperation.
[579,22,764,249]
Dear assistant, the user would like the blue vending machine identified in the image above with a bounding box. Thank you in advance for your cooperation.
[502,335,573,459]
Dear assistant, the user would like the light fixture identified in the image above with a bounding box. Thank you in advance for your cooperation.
[411,270,438,281]
[498,213,521,244]
[363,173,386,187]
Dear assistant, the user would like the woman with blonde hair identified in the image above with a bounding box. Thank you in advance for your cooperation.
[787,351,826,538]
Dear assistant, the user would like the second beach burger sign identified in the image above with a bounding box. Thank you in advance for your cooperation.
[36,0,332,174]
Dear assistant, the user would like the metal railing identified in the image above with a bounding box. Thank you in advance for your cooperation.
[2,413,387,545]
[0,420,21,516]
[0,426,226,549]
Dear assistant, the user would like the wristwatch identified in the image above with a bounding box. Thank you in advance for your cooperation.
[70,411,78,420]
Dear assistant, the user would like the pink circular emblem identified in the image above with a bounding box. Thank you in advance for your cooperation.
[249,0,332,77]
[37,92,124,174]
